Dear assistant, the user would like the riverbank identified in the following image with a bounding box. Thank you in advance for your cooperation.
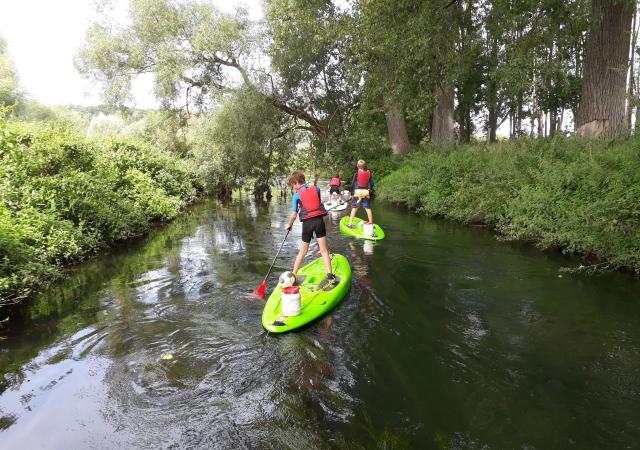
[379,136,640,274]
[0,118,203,305]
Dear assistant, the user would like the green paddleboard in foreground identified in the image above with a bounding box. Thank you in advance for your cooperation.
[339,216,385,241]
[262,254,352,333]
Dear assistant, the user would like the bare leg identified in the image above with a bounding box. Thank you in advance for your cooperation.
[348,206,357,225]
[293,242,310,274]
[365,208,373,223]
[317,236,333,274]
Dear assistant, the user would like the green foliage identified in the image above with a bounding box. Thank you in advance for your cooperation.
[133,110,189,156]
[0,118,200,303]
[188,88,293,191]
[76,0,253,108]
[380,137,640,272]
[86,112,125,137]
[17,101,92,133]
[265,0,357,133]
[0,35,21,107]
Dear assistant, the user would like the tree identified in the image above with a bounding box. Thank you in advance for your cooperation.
[383,92,411,154]
[429,1,460,146]
[265,0,358,139]
[86,112,125,137]
[576,0,635,137]
[0,36,20,107]
[77,0,328,137]
[187,87,293,196]
[347,0,420,154]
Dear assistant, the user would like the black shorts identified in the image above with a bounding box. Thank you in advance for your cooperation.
[301,215,327,243]
[329,186,341,194]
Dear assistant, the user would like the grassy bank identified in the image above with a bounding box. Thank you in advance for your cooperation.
[379,137,640,274]
[0,118,202,304]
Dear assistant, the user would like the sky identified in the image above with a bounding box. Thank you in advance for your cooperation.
[0,0,263,108]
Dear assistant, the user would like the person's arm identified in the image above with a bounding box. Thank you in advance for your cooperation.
[369,174,374,190]
[286,211,297,230]
[287,193,300,229]
[350,173,357,194]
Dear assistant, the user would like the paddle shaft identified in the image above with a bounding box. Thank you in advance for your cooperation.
[263,230,290,282]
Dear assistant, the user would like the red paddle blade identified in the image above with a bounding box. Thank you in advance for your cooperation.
[250,280,267,299]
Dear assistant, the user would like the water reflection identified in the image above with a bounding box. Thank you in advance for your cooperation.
[363,240,375,256]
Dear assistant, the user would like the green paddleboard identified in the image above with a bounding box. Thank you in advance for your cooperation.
[339,216,385,241]
[262,254,352,333]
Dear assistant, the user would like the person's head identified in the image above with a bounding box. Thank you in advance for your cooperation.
[287,170,306,189]
[357,159,366,170]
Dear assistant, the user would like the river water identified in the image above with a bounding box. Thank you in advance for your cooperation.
[1,196,639,449]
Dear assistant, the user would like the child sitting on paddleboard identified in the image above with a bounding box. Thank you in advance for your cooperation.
[346,160,374,228]
[327,174,343,203]
[286,170,337,288]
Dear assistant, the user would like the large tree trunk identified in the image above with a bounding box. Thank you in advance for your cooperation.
[383,93,410,155]
[576,0,635,138]
[458,105,466,143]
[537,110,544,137]
[431,82,455,146]
[458,103,472,143]
[636,67,640,132]
[550,108,558,136]
[465,105,473,142]
[627,6,638,129]
[516,92,523,136]
[486,35,499,143]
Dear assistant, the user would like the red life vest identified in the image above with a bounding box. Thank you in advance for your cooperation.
[297,186,327,221]
[329,177,341,186]
[356,169,371,188]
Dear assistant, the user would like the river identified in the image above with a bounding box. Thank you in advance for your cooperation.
[1,195,639,449]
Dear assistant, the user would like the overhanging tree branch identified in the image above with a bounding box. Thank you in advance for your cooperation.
[268,96,328,137]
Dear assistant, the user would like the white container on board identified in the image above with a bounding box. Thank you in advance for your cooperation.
[281,286,301,316]
[363,222,375,237]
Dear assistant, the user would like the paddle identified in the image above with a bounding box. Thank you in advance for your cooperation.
[251,229,290,299]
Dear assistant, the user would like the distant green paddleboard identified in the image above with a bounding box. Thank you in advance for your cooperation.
[339,216,385,241]
[262,254,352,333]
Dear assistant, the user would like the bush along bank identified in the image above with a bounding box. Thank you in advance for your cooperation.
[379,137,640,274]
[0,119,202,304]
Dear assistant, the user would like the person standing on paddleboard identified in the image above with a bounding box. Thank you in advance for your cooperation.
[286,171,337,288]
[346,159,374,228]
[326,174,344,204]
